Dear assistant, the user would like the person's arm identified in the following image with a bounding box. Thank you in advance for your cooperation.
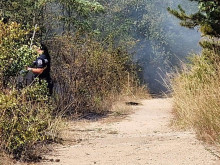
[28,56,48,74]
[27,67,45,74]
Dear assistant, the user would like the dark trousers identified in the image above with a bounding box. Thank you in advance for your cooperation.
[17,71,53,95]
[38,75,54,96]
[17,71,35,88]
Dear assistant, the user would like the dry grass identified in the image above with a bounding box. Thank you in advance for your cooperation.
[171,53,220,144]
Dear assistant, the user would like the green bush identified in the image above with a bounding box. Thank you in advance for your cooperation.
[0,20,36,87]
[0,80,58,160]
[7,45,37,78]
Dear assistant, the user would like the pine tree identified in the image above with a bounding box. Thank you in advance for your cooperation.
[168,0,220,52]
[168,1,220,37]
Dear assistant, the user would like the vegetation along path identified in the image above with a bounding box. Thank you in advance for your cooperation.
[42,98,219,165]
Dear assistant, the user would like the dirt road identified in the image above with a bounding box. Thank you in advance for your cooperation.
[42,98,219,165]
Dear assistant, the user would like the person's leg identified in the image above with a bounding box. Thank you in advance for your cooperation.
[16,70,34,89]
[25,71,35,86]
[16,74,24,89]
[46,77,54,96]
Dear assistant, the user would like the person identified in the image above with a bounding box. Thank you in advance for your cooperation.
[27,43,53,95]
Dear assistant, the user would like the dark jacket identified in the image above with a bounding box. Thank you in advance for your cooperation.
[34,54,51,79]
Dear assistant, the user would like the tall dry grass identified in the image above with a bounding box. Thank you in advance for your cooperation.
[172,51,220,144]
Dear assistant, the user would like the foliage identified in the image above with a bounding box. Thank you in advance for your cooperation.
[7,45,38,79]
[0,0,47,26]
[42,0,104,34]
[0,80,59,160]
[0,20,36,87]
[168,1,220,38]
[0,0,104,38]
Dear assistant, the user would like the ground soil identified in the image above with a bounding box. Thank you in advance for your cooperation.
[35,98,219,164]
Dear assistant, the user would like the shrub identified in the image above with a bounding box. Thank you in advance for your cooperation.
[0,80,60,160]
[0,20,36,88]
[0,20,63,161]
[48,35,143,115]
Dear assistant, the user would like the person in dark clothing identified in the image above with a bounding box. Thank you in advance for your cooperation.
[27,43,53,95]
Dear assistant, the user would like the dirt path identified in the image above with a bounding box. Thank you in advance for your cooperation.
[42,98,219,165]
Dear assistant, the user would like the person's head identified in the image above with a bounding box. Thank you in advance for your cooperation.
[36,47,44,55]
[40,43,48,53]
[36,43,49,56]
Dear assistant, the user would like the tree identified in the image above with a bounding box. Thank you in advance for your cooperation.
[0,0,46,26]
[48,0,104,33]
[167,1,220,38]
[0,0,104,39]
[168,1,220,55]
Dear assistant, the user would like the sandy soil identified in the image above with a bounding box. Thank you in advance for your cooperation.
[41,98,220,165]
